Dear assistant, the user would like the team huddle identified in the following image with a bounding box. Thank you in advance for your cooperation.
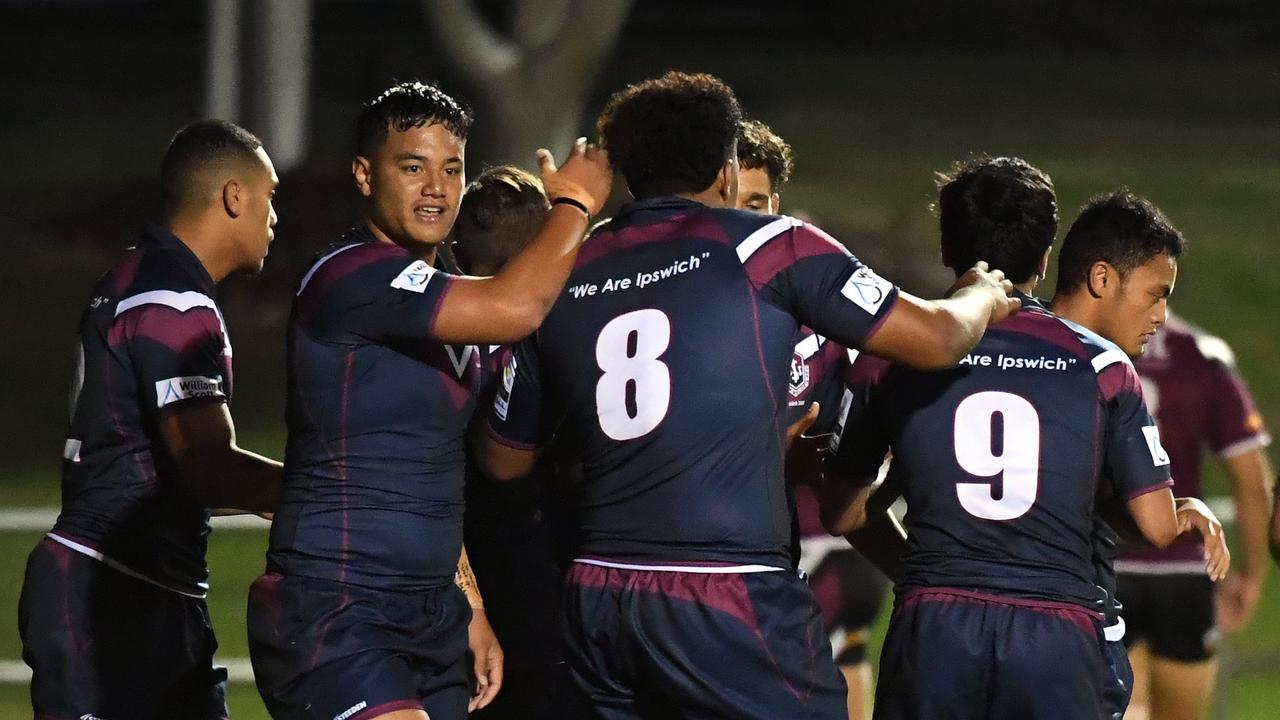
[17,70,1276,720]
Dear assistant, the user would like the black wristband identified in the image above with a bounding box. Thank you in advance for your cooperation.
[552,196,591,218]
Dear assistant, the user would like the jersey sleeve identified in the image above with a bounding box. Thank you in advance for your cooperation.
[1100,361,1174,500]
[1203,361,1271,458]
[124,303,230,414]
[741,220,901,351]
[347,256,457,346]
[486,338,549,450]
[825,353,893,489]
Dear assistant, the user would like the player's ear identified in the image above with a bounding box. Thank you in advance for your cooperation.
[1036,245,1052,282]
[352,156,374,198]
[221,179,242,219]
[1086,260,1113,299]
[770,192,781,215]
[717,159,738,206]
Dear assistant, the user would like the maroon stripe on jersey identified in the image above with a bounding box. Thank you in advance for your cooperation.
[298,242,404,315]
[577,212,733,268]
[108,249,145,296]
[741,223,847,290]
[899,586,1102,638]
[1123,478,1174,501]
[995,310,1091,359]
[1097,362,1140,404]
[109,304,222,355]
[484,421,539,451]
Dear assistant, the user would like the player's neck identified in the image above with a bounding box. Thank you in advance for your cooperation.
[1047,291,1094,327]
[164,218,234,283]
[361,216,439,265]
[674,187,732,208]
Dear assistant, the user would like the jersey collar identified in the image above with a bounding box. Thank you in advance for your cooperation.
[139,223,217,294]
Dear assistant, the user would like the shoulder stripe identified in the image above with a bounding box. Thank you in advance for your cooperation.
[1091,349,1132,374]
[115,290,217,317]
[297,243,363,296]
[736,216,800,263]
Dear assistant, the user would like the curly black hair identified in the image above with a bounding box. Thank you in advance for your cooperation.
[356,81,473,156]
[596,71,742,199]
[736,119,794,192]
[936,156,1057,284]
[1056,189,1187,293]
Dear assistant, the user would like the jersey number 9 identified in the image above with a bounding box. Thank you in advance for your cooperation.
[953,391,1040,520]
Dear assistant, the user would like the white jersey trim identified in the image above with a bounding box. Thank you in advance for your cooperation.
[46,532,209,599]
[793,333,826,361]
[297,243,362,296]
[114,289,231,358]
[1091,349,1132,373]
[573,557,786,574]
[1114,559,1206,576]
[736,216,800,263]
[1219,432,1272,459]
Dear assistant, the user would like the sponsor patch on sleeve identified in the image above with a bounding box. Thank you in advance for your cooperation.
[390,260,437,293]
[493,355,517,421]
[1141,425,1171,467]
[155,375,225,408]
[840,266,892,315]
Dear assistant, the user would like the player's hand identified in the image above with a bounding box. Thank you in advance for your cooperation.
[466,608,504,711]
[948,261,1020,324]
[1216,572,1263,632]
[538,137,612,216]
[1176,497,1230,582]
[786,401,820,449]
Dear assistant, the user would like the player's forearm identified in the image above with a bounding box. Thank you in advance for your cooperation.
[924,287,1000,366]
[435,204,589,344]
[187,447,282,513]
[1125,488,1180,549]
[456,545,484,609]
[844,510,907,579]
[1226,448,1275,579]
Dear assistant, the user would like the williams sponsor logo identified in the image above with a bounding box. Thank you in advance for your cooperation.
[154,375,224,408]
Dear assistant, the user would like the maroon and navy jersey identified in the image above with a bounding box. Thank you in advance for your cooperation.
[1119,312,1271,571]
[266,228,488,590]
[487,197,900,568]
[830,295,1173,610]
[51,225,233,597]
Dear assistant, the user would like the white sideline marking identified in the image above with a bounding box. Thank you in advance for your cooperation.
[0,508,270,532]
[0,658,256,684]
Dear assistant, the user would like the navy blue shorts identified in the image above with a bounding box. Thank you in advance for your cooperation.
[874,587,1107,720]
[1101,636,1133,720]
[563,561,847,720]
[247,571,470,720]
[1116,572,1219,662]
[18,536,228,720]
[808,548,889,665]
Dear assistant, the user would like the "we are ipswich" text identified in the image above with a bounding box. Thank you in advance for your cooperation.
[568,252,710,299]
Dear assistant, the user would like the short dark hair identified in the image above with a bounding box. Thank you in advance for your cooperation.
[936,156,1057,284]
[160,119,263,216]
[596,70,742,199]
[737,119,794,192]
[1056,189,1188,293]
[357,81,473,156]
[453,166,548,276]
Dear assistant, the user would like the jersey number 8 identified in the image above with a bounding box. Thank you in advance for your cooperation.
[953,391,1040,520]
[595,309,672,441]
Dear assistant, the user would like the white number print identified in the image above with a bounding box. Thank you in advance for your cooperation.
[595,309,672,441]
[953,391,1040,520]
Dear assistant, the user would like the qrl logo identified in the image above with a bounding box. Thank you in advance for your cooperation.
[788,352,810,397]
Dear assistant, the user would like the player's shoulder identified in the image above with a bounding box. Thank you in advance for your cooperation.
[1046,313,1131,373]
[295,230,425,300]
[1163,313,1237,369]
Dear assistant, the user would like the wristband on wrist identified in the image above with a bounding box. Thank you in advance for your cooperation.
[552,196,591,218]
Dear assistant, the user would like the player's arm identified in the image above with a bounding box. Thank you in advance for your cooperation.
[159,401,281,513]
[862,263,1021,370]
[478,339,547,481]
[478,436,537,482]
[431,140,610,345]
[1122,488,1180,549]
[844,509,907,579]
[457,546,503,711]
[1217,447,1272,628]
[1270,482,1280,565]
